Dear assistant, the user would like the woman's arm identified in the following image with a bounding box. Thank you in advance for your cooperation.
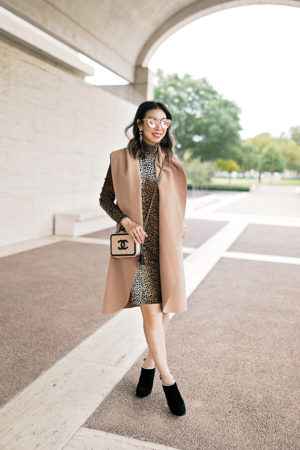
[99,163,128,226]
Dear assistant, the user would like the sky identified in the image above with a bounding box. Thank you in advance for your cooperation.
[148,4,300,141]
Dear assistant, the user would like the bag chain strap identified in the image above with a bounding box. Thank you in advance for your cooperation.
[143,159,165,233]
[138,158,165,266]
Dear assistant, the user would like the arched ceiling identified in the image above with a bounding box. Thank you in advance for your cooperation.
[1,0,299,83]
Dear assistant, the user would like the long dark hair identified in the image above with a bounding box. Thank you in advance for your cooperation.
[124,101,176,165]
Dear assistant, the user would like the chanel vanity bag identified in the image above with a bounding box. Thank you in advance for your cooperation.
[110,158,165,266]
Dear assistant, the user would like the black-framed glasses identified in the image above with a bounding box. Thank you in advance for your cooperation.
[142,117,172,129]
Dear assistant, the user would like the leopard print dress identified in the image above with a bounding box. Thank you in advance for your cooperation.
[99,142,162,307]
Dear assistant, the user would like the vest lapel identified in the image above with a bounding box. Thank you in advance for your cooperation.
[112,146,143,233]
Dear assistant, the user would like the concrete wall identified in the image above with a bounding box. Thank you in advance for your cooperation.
[0,34,136,245]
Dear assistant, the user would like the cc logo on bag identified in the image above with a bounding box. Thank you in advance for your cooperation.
[117,239,129,250]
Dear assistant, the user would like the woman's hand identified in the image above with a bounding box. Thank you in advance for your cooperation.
[182,227,187,239]
[120,217,148,244]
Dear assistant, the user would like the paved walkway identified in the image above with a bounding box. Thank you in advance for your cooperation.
[0,184,299,449]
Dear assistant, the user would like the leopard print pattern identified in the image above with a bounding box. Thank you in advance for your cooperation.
[128,144,162,306]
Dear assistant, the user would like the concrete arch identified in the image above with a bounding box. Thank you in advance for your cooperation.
[137,0,300,68]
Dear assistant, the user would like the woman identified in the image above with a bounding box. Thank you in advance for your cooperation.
[99,100,187,416]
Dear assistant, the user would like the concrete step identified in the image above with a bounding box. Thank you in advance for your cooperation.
[54,196,217,237]
[54,210,114,236]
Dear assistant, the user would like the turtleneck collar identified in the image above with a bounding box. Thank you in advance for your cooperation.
[144,141,158,147]
[142,141,159,153]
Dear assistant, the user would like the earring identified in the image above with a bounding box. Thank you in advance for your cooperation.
[139,129,143,144]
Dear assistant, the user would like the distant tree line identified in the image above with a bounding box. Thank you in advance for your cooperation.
[154,69,300,180]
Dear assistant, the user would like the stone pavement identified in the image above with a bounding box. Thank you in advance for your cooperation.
[0,184,299,449]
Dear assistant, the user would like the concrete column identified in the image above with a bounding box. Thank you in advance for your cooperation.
[133,66,154,102]
[100,66,154,105]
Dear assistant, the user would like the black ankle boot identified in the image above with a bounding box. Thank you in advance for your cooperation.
[161,375,186,416]
[136,358,156,398]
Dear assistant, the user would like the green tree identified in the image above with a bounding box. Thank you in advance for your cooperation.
[216,158,240,183]
[238,141,258,172]
[241,133,280,179]
[154,69,242,161]
[183,159,215,189]
[258,145,285,177]
[280,139,300,174]
[290,126,300,146]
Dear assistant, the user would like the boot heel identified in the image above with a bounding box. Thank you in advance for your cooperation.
[161,379,186,416]
[136,358,156,398]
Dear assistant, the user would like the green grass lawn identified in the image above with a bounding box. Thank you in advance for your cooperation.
[211,177,300,186]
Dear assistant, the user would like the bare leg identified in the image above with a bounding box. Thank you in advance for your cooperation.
[140,304,175,385]
[143,311,169,368]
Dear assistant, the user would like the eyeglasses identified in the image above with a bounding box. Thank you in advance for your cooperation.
[142,117,172,129]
